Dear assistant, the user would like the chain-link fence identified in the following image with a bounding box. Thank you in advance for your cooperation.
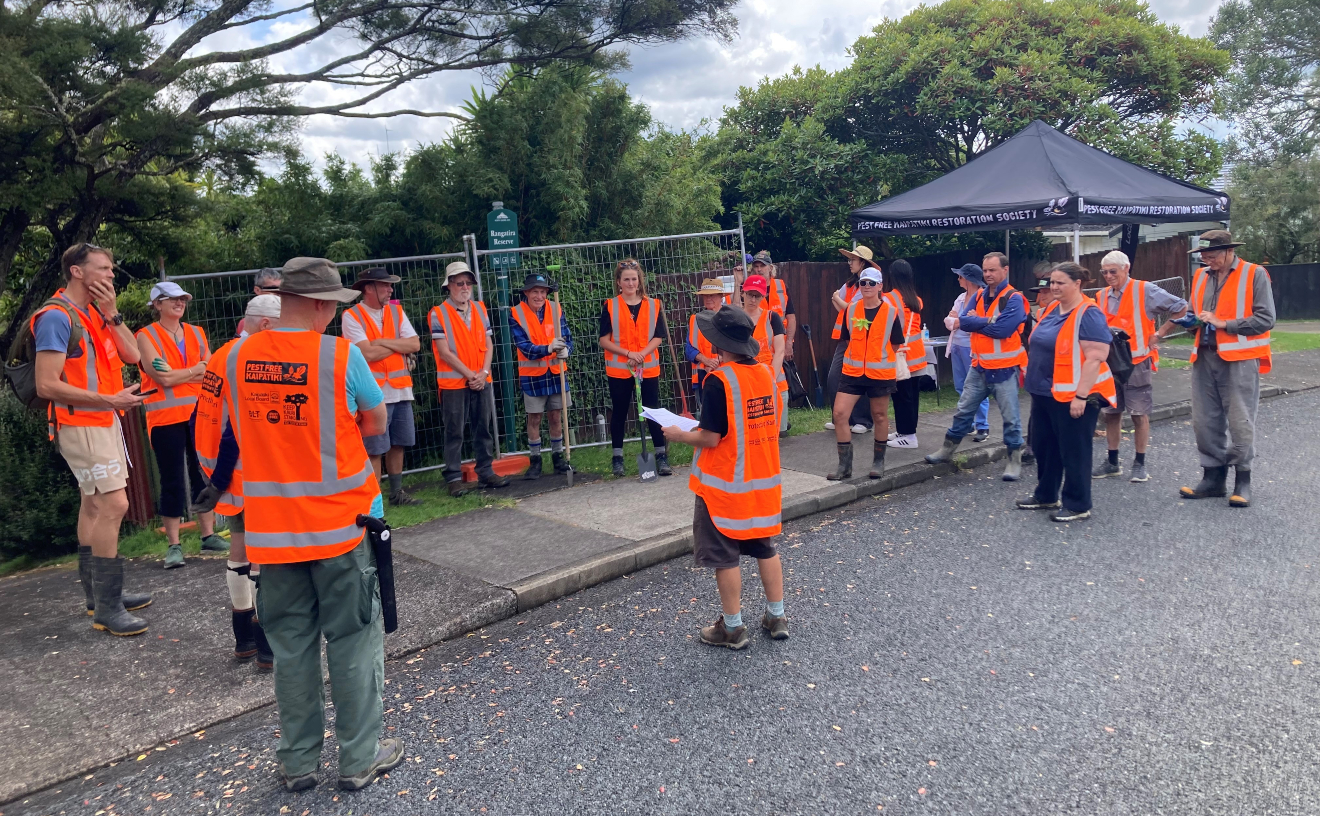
[169,226,746,475]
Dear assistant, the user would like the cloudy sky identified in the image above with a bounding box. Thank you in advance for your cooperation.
[280,0,1223,166]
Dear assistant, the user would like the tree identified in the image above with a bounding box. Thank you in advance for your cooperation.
[0,0,738,352]
[1210,0,1320,159]
[1228,156,1320,264]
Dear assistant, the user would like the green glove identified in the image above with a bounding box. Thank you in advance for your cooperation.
[152,358,170,373]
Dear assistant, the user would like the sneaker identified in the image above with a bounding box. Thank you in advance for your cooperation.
[389,489,419,506]
[1016,496,1061,510]
[972,429,990,443]
[886,434,919,449]
[200,534,229,553]
[699,618,750,650]
[887,431,898,441]
[761,613,789,640]
[338,738,405,791]
[850,424,869,434]
[1092,460,1121,479]
[1128,462,1150,483]
[1050,508,1092,522]
[282,770,317,792]
[824,421,835,431]
[163,544,185,569]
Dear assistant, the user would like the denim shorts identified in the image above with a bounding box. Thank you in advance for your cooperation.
[363,400,416,455]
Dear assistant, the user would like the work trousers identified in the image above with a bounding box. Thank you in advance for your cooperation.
[258,538,384,777]
[150,419,205,518]
[826,342,873,429]
[892,376,922,436]
[948,366,1023,449]
[608,376,666,452]
[1029,394,1102,513]
[949,344,990,431]
[1192,348,1260,470]
[441,386,497,483]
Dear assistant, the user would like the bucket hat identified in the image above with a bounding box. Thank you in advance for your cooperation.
[695,305,761,359]
[278,257,360,303]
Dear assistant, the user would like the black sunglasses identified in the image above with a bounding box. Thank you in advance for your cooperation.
[859,280,880,287]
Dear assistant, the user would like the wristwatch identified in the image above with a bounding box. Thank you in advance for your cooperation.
[109,313,125,326]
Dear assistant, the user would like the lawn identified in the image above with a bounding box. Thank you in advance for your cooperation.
[1165,331,1320,354]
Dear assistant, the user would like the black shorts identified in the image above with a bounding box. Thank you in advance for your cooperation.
[837,374,897,399]
[692,495,777,569]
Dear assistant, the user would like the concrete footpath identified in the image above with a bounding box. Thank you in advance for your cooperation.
[4,347,1319,804]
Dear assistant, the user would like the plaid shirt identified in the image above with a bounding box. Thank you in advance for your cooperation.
[509,304,574,397]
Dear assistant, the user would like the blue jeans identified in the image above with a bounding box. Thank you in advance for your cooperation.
[948,365,1023,450]
[949,344,989,431]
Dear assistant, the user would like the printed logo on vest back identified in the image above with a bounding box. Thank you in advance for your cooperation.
[746,395,775,420]
[244,361,309,385]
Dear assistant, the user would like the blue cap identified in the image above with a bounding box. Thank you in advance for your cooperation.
[952,263,985,287]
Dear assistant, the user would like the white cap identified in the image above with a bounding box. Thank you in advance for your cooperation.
[860,267,883,285]
[245,294,281,318]
[150,281,191,302]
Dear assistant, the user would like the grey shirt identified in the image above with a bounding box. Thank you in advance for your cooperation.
[1195,259,1277,348]
[1103,278,1188,322]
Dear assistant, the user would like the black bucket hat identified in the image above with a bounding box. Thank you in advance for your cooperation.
[695,304,761,359]
[518,272,558,292]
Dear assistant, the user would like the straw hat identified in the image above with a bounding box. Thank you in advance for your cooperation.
[838,245,881,268]
[694,278,725,296]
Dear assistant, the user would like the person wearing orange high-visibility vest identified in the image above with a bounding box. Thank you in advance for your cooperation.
[197,257,403,793]
[510,272,574,480]
[598,258,670,477]
[826,246,880,434]
[136,281,226,570]
[429,261,508,496]
[342,267,421,507]
[686,279,727,411]
[32,243,150,636]
[885,260,928,450]
[926,251,1030,481]
[662,305,787,650]
[740,274,790,436]
[1016,262,1116,523]
[195,294,279,670]
[1179,230,1275,508]
[1091,250,1189,484]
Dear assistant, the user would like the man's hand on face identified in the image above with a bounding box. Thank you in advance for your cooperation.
[87,279,120,317]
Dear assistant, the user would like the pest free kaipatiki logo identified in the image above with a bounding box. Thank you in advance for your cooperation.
[1216,197,1228,212]
[1043,197,1070,216]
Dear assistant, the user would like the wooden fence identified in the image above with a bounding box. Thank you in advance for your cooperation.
[1050,236,1194,290]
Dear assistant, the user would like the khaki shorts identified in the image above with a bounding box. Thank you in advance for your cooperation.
[58,422,130,495]
[523,391,570,413]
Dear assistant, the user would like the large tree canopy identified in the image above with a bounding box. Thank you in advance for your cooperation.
[0,0,737,350]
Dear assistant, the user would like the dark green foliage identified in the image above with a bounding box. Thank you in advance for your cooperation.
[0,390,82,562]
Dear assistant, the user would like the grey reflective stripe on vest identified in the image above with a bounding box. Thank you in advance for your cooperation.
[1131,283,1149,358]
[711,513,782,531]
[51,296,112,418]
[244,461,374,498]
[432,304,465,380]
[225,335,251,445]
[142,323,198,413]
[690,369,783,495]
[245,523,362,550]
[384,305,409,379]
[1219,262,1271,352]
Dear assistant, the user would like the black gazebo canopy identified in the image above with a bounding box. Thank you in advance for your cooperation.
[849,120,1229,237]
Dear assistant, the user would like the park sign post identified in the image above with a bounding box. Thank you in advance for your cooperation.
[487,202,520,451]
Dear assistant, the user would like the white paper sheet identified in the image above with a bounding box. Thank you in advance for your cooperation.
[640,406,699,432]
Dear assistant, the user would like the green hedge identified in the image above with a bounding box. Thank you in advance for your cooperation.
[0,389,82,562]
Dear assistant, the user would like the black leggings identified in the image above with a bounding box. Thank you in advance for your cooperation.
[608,376,666,452]
[151,419,205,518]
[892,376,922,436]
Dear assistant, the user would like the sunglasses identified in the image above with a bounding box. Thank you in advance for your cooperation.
[617,261,640,270]
[859,280,880,287]
[449,279,474,288]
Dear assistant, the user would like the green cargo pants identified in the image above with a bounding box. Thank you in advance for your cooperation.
[257,537,384,777]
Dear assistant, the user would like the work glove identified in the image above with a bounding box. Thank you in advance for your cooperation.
[895,351,911,381]
[547,338,567,355]
[191,483,222,514]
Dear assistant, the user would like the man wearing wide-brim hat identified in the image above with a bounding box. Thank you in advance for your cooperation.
[661,305,788,650]
[686,278,728,409]
[510,271,574,480]
[826,245,883,434]
[1177,229,1275,508]
[341,266,422,506]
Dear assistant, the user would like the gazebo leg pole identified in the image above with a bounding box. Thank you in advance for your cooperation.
[1072,224,1080,262]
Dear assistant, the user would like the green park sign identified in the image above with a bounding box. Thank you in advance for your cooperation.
[486,206,519,268]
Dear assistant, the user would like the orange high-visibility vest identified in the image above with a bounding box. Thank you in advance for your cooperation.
[832,282,860,340]
[428,300,492,390]
[604,296,661,379]
[224,330,379,564]
[1190,259,1273,374]
[345,302,414,389]
[194,338,243,516]
[137,321,209,433]
[688,362,782,539]
[841,298,900,380]
[29,290,124,438]
[1049,301,1118,407]
[969,284,1028,369]
[1098,280,1160,370]
[511,300,565,378]
[750,307,789,394]
[892,292,927,373]
[688,312,716,385]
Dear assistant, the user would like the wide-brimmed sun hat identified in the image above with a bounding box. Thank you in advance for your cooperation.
[350,266,402,290]
[838,245,881,268]
[695,278,725,296]
[696,304,761,359]
[1189,229,1244,253]
[278,257,360,303]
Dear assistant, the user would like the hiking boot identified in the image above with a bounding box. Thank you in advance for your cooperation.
[90,557,148,637]
[762,613,789,640]
[1017,496,1061,510]
[523,453,543,480]
[232,609,257,660]
[972,429,990,443]
[1180,466,1228,499]
[1128,462,1149,483]
[1050,508,1092,522]
[886,433,918,449]
[552,450,572,474]
[163,544,185,569]
[479,474,510,488]
[80,546,150,616]
[699,618,750,650]
[655,451,672,476]
[252,613,273,672]
[924,436,960,465]
[282,770,318,792]
[200,534,229,553]
[1092,459,1121,479]
[446,480,473,497]
[338,738,405,791]
[1002,448,1023,482]
[389,489,418,506]
[1229,468,1252,508]
[612,455,625,477]
[868,442,886,479]
[826,442,853,481]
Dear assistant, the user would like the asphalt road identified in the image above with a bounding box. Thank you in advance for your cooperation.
[17,391,1320,816]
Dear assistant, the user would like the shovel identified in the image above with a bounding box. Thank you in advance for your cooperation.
[548,279,574,488]
[633,373,658,482]
[802,324,827,408]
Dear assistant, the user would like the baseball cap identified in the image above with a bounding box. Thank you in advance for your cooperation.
[150,281,191,302]
[742,274,769,295]
[245,294,281,318]
[859,267,883,285]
